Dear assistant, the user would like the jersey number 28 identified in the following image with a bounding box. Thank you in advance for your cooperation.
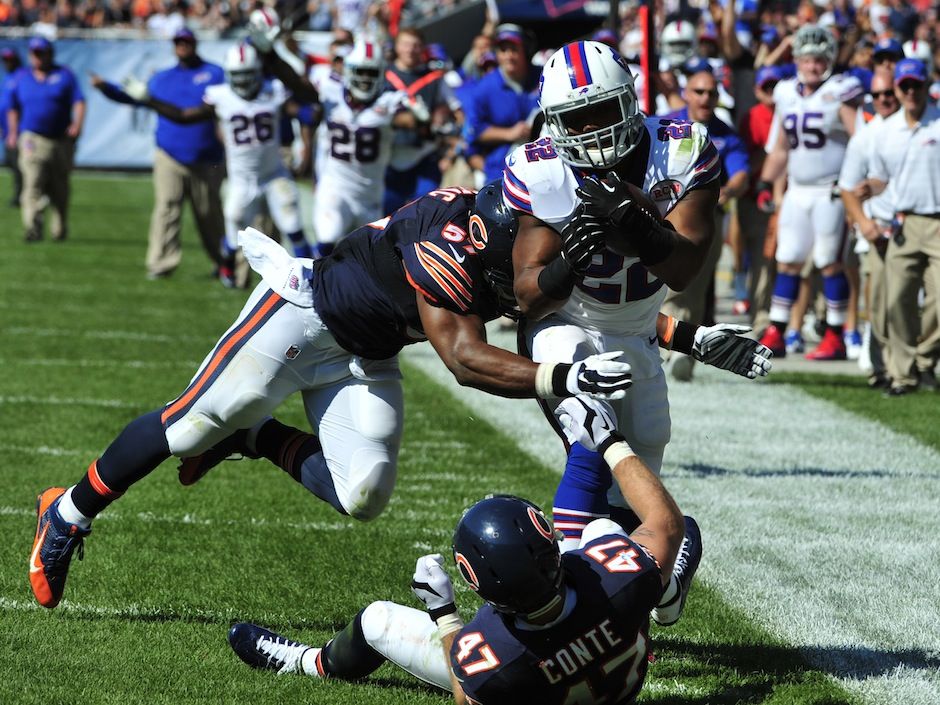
[329,122,381,163]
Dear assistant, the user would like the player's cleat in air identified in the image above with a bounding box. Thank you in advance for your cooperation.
[228,622,316,675]
[758,326,786,358]
[805,328,847,361]
[29,487,91,609]
[652,515,702,627]
[178,429,256,486]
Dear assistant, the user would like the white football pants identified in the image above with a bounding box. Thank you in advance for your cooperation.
[224,169,304,251]
[312,182,383,246]
[776,183,847,268]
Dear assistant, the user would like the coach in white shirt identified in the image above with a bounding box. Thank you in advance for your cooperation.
[869,59,940,395]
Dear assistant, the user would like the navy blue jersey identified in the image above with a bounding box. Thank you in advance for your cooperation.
[310,187,503,359]
[452,534,664,705]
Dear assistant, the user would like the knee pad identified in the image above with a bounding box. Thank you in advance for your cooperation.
[342,447,397,522]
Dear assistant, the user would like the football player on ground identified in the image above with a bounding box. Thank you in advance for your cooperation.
[755,25,862,360]
[27,183,637,610]
[227,400,696,705]
[123,42,314,273]
[501,40,771,625]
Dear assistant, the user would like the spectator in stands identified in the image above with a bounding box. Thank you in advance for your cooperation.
[458,33,493,84]
[872,37,904,74]
[662,66,749,380]
[91,27,226,282]
[868,58,940,395]
[382,26,459,213]
[147,0,186,38]
[6,36,84,242]
[1,47,23,207]
[462,23,538,185]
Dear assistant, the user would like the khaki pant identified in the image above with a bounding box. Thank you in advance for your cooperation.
[18,131,74,240]
[147,148,225,277]
[885,214,940,386]
[663,209,725,325]
[737,196,775,332]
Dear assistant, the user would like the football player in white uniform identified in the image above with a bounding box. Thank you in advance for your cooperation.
[124,43,317,270]
[501,40,771,623]
[755,25,862,360]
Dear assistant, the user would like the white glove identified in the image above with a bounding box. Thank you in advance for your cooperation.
[248,7,281,53]
[692,324,773,379]
[557,397,620,453]
[536,352,633,401]
[408,95,431,123]
[121,75,149,102]
[411,554,457,620]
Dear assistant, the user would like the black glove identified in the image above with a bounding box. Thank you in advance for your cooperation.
[575,171,636,226]
[560,209,607,276]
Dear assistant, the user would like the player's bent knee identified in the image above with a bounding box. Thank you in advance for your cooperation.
[341,448,397,522]
[359,600,395,648]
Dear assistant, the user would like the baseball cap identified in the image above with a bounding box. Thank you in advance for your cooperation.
[873,37,903,60]
[895,58,927,84]
[591,28,618,48]
[683,57,713,76]
[760,25,779,45]
[494,23,525,47]
[699,23,718,42]
[28,36,52,53]
[1,48,15,60]
[477,49,497,68]
[173,27,196,42]
[756,65,783,88]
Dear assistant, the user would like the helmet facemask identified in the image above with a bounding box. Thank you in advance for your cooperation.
[345,64,382,102]
[793,26,836,83]
[228,67,262,99]
[544,89,644,169]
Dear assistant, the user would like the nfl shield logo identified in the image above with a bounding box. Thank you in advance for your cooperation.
[289,274,300,291]
[285,345,301,360]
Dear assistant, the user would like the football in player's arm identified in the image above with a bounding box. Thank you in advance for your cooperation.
[227,399,686,705]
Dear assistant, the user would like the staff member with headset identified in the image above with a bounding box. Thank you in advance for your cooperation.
[6,37,85,243]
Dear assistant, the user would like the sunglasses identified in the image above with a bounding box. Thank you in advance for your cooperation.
[689,88,719,98]
[898,80,926,93]
[870,89,897,99]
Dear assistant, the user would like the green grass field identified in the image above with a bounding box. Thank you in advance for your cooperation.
[3,172,935,704]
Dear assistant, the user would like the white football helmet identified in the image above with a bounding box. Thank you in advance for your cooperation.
[539,41,644,169]
[344,39,385,103]
[661,21,697,70]
[225,43,263,99]
[904,39,933,71]
[792,24,837,82]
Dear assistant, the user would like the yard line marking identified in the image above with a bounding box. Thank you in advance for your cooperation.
[402,329,940,705]
[0,357,196,370]
[0,395,141,409]
[0,445,87,457]
[3,326,213,344]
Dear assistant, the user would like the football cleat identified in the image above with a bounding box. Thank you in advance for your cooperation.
[652,515,702,627]
[843,329,863,361]
[805,328,847,361]
[784,329,805,354]
[228,622,317,675]
[178,430,255,486]
[29,487,91,608]
[730,299,750,316]
[757,326,786,358]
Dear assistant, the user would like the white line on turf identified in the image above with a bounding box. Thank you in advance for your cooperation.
[0,395,140,409]
[402,328,940,705]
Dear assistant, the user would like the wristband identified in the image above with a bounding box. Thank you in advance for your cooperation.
[429,602,459,622]
[601,438,636,469]
[435,611,464,637]
[671,320,697,356]
[659,315,679,349]
[537,256,577,300]
[534,362,573,399]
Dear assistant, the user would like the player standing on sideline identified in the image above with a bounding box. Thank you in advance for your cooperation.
[121,42,315,271]
[226,400,693,705]
[26,182,637,610]
[501,41,770,624]
[755,25,862,360]
[91,28,227,282]
[6,36,85,243]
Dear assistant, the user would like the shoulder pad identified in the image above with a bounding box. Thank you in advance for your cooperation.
[502,140,578,223]
[829,73,863,103]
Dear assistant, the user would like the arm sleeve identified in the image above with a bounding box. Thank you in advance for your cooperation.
[98,80,141,106]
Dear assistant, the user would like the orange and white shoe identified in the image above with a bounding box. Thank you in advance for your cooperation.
[29,487,90,608]
[805,328,847,361]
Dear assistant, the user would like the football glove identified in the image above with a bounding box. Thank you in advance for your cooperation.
[411,554,457,621]
[121,75,149,102]
[557,396,621,453]
[575,171,636,227]
[560,208,607,276]
[407,95,431,123]
[536,352,633,400]
[755,180,775,213]
[692,324,773,378]
[248,7,281,53]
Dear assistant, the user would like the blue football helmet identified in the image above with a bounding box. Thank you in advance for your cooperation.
[452,495,563,616]
[472,181,520,319]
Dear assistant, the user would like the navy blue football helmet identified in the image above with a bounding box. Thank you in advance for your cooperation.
[452,495,563,616]
[472,181,520,319]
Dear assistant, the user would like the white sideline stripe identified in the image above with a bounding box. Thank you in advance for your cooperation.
[0,395,140,410]
[402,328,940,705]
[0,445,87,457]
[4,326,213,344]
[0,357,196,370]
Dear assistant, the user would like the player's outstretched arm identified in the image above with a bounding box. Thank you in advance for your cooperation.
[656,313,773,379]
[558,399,684,584]
[121,76,214,124]
[418,296,632,400]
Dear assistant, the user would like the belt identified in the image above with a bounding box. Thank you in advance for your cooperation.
[900,212,940,219]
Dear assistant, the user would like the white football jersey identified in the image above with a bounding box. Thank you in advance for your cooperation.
[315,77,405,197]
[770,73,862,186]
[204,81,288,180]
[502,118,720,335]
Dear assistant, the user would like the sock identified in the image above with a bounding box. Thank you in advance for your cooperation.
[553,443,612,552]
[658,573,680,607]
[822,272,849,327]
[769,272,800,324]
[254,418,322,483]
[299,648,325,677]
[70,410,170,518]
[56,487,93,530]
[319,609,386,679]
[285,230,313,258]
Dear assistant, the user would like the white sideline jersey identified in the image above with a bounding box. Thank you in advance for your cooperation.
[314,76,405,198]
[204,81,289,180]
[770,74,862,186]
[502,118,720,335]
